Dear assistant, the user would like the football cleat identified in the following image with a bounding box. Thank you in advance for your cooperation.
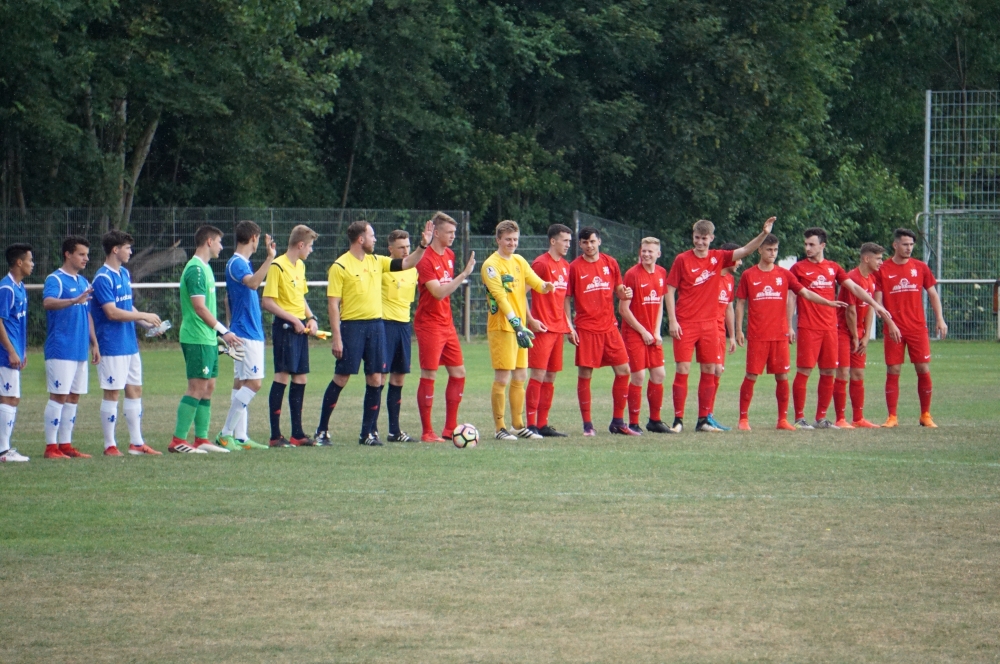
[833,419,855,429]
[645,420,675,434]
[103,446,123,457]
[387,431,415,443]
[737,418,751,431]
[852,418,880,429]
[814,419,840,430]
[494,428,518,441]
[359,432,383,446]
[421,433,446,443]
[628,423,644,435]
[609,420,641,436]
[882,415,899,428]
[776,419,797,431]
[128,444,162,456]
[239,437,271,450]
[695,417,721,432]
[44,446,70,459]
[196,440,230,453]
[793,418,815,430]
[269,436,293,448]
[289,435,316,447]
[919,413,938,428]
[706,414,731,431]
[514,427,543,440]
[670,418,684,434]
[537,425,568,438]
[215,434,244,452]
[168,439,208,454]
[582,422,596,437]
[313,431,333,446]
[0,448,29,462]
[59,444,92,458]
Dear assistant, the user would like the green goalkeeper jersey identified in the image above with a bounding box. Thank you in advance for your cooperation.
[179,255,218,346]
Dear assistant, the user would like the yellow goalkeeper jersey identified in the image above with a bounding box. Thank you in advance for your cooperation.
[481,251,544,333]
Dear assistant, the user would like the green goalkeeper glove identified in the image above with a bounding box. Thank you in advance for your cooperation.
[509,317,535,349]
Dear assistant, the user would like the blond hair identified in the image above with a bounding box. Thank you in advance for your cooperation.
[693,219,715,235]
[495,220,520,238]
[288,224,318,248]
[640,237,660,247]
[431,211,457,229]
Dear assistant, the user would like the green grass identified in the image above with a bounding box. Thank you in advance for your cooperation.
[2,340,999,662]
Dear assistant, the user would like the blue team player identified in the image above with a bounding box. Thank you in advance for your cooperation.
[0,243,33,463]
[42,236,100,459]
[91,230,165,456]
[215,220,276,451]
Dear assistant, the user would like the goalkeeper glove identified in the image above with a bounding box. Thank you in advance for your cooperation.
[509,317,535,349]
[218,338,245,361]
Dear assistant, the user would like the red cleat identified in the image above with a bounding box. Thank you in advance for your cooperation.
[58,444,91,458]
[882,415,899,428]
[44,445,69,459]
[919,413,938,428]
[103,446,123,456]
[128,444,162,456]
[421,433,446,443]
[834,418,855,429]
[776,419,797,431]
[852,418,880,429]
[737,418,751,431]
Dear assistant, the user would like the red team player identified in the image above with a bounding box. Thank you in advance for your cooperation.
[706,242,742,431]
[618,238,670,433]
[832,243,884,429]
[414,212,477,442]
[789,227,890,430]
[526,224,573,437]
[564,226,635,436]
[735,234,847,430]
[873,228,948,428]
[665,217,775,433]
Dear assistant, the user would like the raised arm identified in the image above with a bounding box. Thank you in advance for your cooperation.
[732,216,776,261]
[422,252,476,300]
[242,234,276,290]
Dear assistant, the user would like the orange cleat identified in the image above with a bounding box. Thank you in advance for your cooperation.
[421,433,446,443]
[44,445,69,459]
[882,415,899,428]
[103,446,123,456]
[834,419,855,429]
[776,419,797,431]
[58,444,91,458]
[128,444,162,456]
[737,418,751,431]
[919,413,938,428]
[852,418,880,429]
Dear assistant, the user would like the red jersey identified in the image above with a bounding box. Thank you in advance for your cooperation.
[790,258,849,331]
[567,253,623,333]
[718,273,734,329]
[622,263,667,336]
[415,246,457,329]
[872,258,936,332]
[666,249,736,323]
[736,265,804,341]
[837,267,874,338]
[530,252,570,334]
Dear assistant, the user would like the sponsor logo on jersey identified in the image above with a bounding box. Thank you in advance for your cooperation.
[754,284,783,301]
[584,276,611,293]
[807,274,833,290]
[890,277,920,294]
[642,289,661,305]
[694,269,716,286]
[486,266,498,279]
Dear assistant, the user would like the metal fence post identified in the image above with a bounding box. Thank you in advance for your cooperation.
[572,210,580,260]
[463,210,471,341]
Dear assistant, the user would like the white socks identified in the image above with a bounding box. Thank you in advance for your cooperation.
[44,399,63,445]
[101,400,119,449]
[222,387,256,437]
[123,398,143,446]
[58,402,78,445]
[0,403,17,453]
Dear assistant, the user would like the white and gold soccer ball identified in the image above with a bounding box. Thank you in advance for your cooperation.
[452,423,479,448]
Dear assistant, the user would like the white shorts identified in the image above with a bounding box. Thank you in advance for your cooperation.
[0,366,20,398]
[234,339,266,381]
[45,359,89,395]
[98,353,142,389]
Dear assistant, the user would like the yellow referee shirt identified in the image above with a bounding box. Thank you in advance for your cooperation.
[481,252,543,333]
[381,267,417,323]
[263,254,308,319]
[327,251,393,320]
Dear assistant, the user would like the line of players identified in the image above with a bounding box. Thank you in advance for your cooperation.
[0,213,945,462]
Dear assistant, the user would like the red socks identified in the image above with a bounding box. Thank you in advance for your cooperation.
[885,373,900,417]
[627,384,642,425]
[739,378,755,418]
[526,378,542,427]
[444,377,464,435]
[417,378,435,436]
[833,378,848,422]
[697,372,714,418]
[538,381,555,427]
[917,371,933,414]
[709,374,720,413]
[815,374,834,420]
[612,374,629,420]
[647,382,663,422]
[672,373,688,419]
[850,379,865,421]
[577,377,592,423]
[776,378,790,421]
[792,372,808,420]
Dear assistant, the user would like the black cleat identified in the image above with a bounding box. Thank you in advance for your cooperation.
[645,419,675,434]
[269,436,293,448]
[695,417,721,432]
[387,431,415,442]
[314,431,333,446]
[670,417,684,434]
[536,425,568,438]
[359,432,383,446]
[628,423,643,435]
[290,435,316,447]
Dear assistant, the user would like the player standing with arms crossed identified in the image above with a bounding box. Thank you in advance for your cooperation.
[735,234,846,430]
[789,227,890,429]
[618,238,669,434]
[564,227,634,436]
[481,220,553,440]
[414,212,476,442]
[873,228,947,428]
[832,243,884,429]
[665,217,775,433]
[91,230,164,456]
[215,220,275,451]
[525,224,573,437]
[169,225,242,453]
[42,236,99,459]
[262,225,320,447]
[705,242,741,431]
[380,229,420,442]
[0,244,33,462]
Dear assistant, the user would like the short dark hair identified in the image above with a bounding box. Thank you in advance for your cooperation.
[5,243,32,268]
[194,225,223,247]
[235,220,261,245]
[347,220,371,244]
[803,227,827,244]
[761,234,779,247]
[860,242,884,256]
[61,235,90,259]
[720,242,740,251]
[893,228,917,242]
[387,230,409,244]
[579,226,600,241]
[101,229,134,256]
[547,224,572,240]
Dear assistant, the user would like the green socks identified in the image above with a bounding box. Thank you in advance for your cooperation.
[195,399,212,439]
[174,395,199,440]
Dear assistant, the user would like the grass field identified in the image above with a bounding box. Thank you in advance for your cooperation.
[2,339,999,662]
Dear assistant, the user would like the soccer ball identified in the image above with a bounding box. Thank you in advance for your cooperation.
[452,423,479,448]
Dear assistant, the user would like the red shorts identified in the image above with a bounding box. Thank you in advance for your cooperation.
[717,323,728,369]
[837,329,867,369]
[884,327,932,366]
[575,329,629,369]
[796,327,839,370]
[622,328,665,372]
[746,339,791,376]
[528,331,564,372]
[672,319,720,364]
[416,325,463,371]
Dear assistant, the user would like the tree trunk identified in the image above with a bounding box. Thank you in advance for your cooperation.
[119,114,159,229]
[340,117,362,208]
[112,97,127,227]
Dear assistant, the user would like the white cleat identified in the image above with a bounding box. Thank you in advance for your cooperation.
[0,448,29,462]
[794,418,815,430]
[196,442,230,453]
[514,427,543,440]
[494,428,518,441]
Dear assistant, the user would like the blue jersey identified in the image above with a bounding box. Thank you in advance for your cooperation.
[226,254,265,341]
[44,269,91,361]
[91,264,139,356]
[0,274,28,369]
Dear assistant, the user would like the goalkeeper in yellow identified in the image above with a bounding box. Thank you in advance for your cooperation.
[482,220,554,441]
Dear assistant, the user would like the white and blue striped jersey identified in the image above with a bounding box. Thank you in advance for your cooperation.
[91,264,139,356]
[0,273,28,368]
[226,254,264,342]
[43,269,91,361]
